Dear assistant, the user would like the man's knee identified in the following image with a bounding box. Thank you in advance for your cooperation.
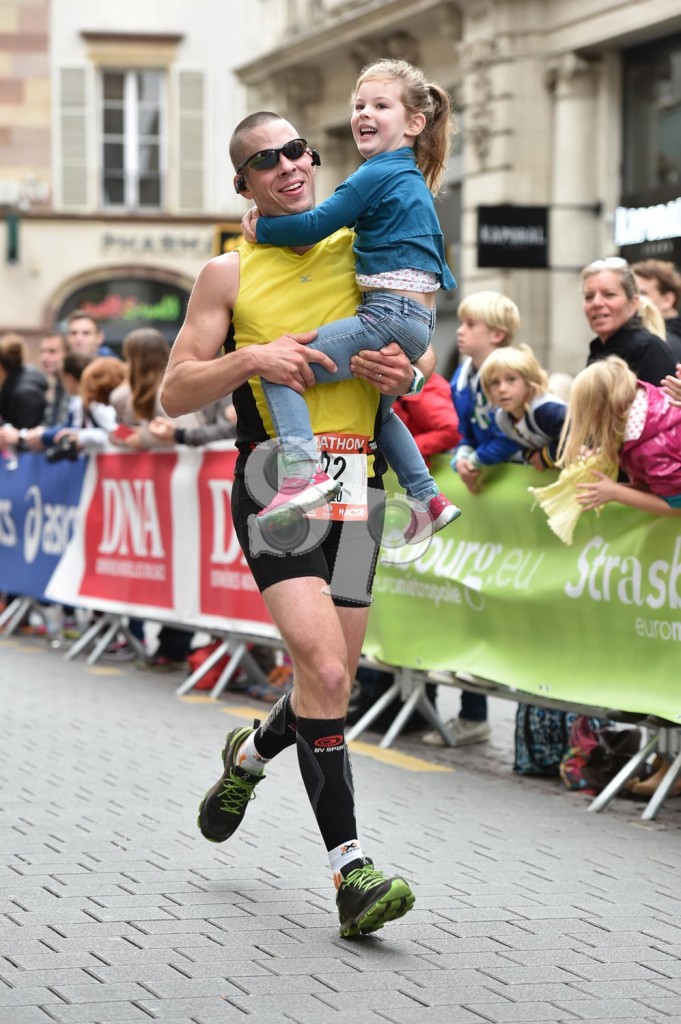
[295,652,352,715]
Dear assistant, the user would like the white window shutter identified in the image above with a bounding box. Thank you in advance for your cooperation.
[59,68,89,209]
[177,70,205,211]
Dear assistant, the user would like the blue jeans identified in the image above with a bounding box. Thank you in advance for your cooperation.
[262,291,438,501]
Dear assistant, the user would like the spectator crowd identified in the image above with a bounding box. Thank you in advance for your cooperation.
[1,257,681,758]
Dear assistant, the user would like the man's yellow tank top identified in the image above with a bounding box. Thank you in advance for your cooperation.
[232,228,379,471]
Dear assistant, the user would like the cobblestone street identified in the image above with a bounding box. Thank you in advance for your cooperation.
[2,634,680,1024]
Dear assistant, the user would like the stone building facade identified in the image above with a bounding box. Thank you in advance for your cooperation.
[1,0,680,373]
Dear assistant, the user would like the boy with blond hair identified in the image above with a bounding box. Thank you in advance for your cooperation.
[479,343,567,470]
[423,291,522,750]
[449,290,523,494]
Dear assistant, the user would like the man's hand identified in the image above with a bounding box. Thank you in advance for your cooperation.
[456,457,481,494]
[241,207,260,244]
[148,418,177,445]
[256,332,336,394]
[350,342,414,396]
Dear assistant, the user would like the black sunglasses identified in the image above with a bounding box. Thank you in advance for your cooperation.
[235,138,309,175]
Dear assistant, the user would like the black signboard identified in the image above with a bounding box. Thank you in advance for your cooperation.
[214,223,243,256]
[477,205,549,269]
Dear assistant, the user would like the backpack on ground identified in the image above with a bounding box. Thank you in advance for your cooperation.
[513,703,579,777]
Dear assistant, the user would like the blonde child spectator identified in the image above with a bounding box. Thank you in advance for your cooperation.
[449,291,523,495]
[480,344,567,471]
[563,356,681,517]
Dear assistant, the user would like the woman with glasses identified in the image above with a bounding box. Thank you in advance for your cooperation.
[582,257,676,384]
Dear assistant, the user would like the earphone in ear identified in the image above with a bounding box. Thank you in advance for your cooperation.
[310,149,321,167]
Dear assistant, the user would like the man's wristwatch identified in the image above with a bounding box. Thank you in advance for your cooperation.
[406,367,426,395]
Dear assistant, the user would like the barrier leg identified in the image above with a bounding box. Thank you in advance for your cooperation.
[86,614,120,665]
[119,621,147,660]
[64,615,110,661]
[588,732,659,813]
[0,598,19,630]
[210,641,247,699]
[379,684,423,749]
[379,670,456,749]
[238,649,270,690]
[411,689,456,744]
[1,596,32,636]
[345,681,401,742]
[641,747,681,822]
[175,639,232,697]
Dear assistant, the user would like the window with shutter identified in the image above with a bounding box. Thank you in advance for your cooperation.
[101,69,165,210]
[177,71,205,212]
[59,68,89,208]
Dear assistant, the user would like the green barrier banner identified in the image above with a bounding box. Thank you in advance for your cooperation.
[365,459,681,723]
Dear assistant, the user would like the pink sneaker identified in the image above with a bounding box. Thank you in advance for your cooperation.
[257,470,341,522]
[404,492,462,545]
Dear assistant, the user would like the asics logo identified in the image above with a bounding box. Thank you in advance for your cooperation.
[314,734,344,749]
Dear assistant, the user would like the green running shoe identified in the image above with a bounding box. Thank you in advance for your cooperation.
[197,725,265,842]
[336,857,415,938]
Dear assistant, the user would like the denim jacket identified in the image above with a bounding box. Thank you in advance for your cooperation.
[256,148,456,290]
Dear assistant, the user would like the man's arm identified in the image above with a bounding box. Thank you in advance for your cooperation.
[161,253,335,417]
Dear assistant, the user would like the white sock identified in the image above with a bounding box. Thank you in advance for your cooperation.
[235,733,269,776]
[329,839,365,881]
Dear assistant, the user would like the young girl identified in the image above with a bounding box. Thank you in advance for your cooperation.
[242,58,460,544]
[563,356,681,517]
[479,344,568,471]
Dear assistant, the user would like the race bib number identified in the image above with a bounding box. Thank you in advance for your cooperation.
[307,432,369,522]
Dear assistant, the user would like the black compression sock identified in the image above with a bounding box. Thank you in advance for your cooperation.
[295,716,357,851]
[253,689,298,760]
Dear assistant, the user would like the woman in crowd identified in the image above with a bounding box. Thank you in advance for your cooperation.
[0,332,47,430]
[582,257,675,383]
[110,328,198,448]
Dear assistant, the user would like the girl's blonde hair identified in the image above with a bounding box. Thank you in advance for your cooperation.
[557,356,637,467]
[122,328,170,422]
[353,58,456,194]
[639,294,667,340]
[480,344,549,407]
[457,290,521,343]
